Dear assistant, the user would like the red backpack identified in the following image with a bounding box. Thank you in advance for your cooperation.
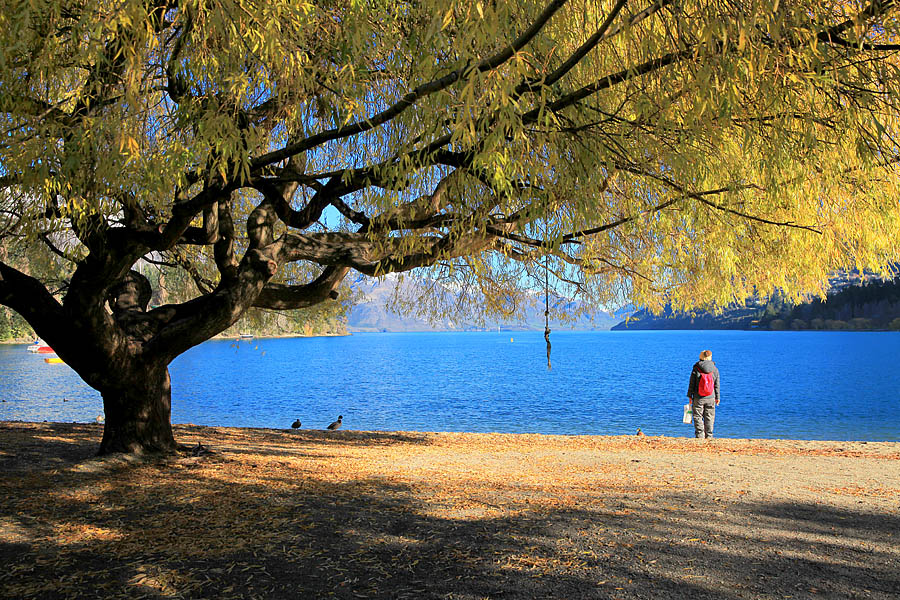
[697,371,715,397]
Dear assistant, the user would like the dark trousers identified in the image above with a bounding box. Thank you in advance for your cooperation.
[691,397,716,439]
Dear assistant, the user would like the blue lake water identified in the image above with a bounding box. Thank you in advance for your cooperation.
[1,330,898,441]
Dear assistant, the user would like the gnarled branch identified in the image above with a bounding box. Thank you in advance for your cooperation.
[253,266,350,309]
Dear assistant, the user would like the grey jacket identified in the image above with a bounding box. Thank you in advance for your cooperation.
[687,359,720,401]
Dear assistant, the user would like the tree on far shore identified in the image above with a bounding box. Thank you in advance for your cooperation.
[2,0,900,454]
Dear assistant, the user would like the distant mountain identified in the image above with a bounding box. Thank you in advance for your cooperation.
[612,271,900,331]
[346,274,622,332]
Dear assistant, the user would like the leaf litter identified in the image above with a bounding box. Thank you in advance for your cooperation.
[1,421,898,599]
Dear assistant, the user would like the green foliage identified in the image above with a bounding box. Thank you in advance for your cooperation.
[0,307,34,341]
[768,319,787,331]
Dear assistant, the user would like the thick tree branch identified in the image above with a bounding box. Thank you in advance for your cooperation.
[214,198,239,282]
[253,266,350,309]
[0,261,66,334]
[178,202,220,245]
[156,185,229,250]
[0,260,113,377]
[278,227,498,277]
[253,176,340,230]
[366,170,462,232]
[331,197,371,228]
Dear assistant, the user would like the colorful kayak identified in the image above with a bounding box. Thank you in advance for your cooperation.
[44,357,64,364]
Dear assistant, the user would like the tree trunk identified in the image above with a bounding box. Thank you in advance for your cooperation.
[98,363,177,455]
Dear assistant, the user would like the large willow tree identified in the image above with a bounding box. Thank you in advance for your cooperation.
[1,0,899,453]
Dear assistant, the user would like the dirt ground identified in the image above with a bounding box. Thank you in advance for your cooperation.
[1,421,898,599]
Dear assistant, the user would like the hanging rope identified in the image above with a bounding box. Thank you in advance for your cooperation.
[544,242,552,370]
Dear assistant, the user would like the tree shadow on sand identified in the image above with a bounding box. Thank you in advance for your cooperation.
[0,422,433,470]
[1,430,898,600]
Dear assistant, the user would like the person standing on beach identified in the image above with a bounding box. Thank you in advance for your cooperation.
[687,350,720,439]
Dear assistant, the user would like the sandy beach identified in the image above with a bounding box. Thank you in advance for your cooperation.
[1,421,897,599]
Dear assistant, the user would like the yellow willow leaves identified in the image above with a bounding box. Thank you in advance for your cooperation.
[1,0,900,317]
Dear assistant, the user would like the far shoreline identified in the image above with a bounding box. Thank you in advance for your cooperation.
[0,330,353,345]
[7,328,900,345]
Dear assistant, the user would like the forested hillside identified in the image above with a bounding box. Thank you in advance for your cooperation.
[759,276,900,331]
[614,274,900,331]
